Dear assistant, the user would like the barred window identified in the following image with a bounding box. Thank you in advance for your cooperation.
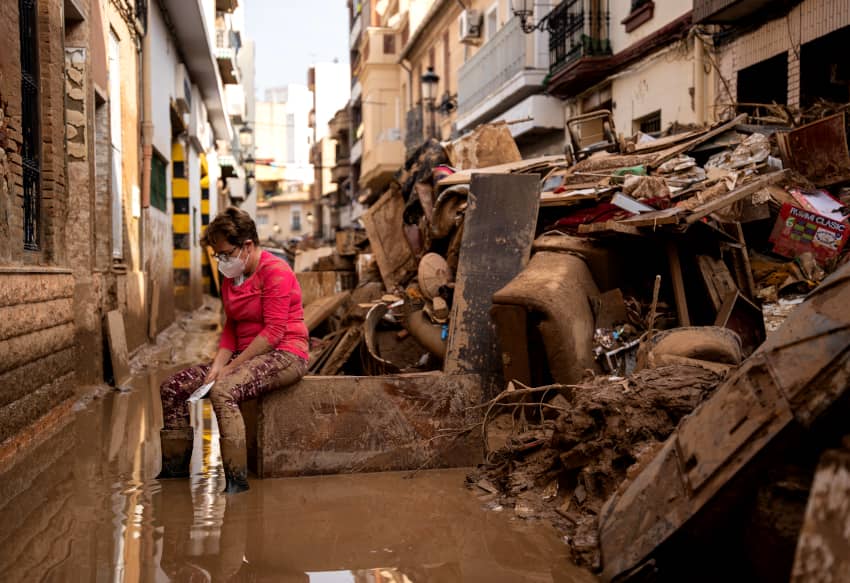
[150,153,167,212]
[19,0,40,251]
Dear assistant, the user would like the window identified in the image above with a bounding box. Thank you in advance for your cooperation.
[485,5,498,42]
[383,33,395,55]
[291,209,302,232]
[108,31,124,259]
[19,0,40,251]
[256,214,269,226]
[150,153,167,212]
[635,110,662,134]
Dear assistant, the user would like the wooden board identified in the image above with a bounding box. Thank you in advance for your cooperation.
[303,291,351,332]
[297,271,340,307]
[650,114,748,169]
[105,310,131,388]
[684,170,789,225]
[436,155,566,187]
[444,173,540,399]
[361,190,417,291]
[697,255,738,312]
[148,279,160,341]
[318,327,363,375]
[577,221,643,237]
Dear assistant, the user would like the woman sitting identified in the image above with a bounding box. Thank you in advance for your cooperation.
[159,207,309,492]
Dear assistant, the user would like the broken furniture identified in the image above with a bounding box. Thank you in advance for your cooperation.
[565,110,619,166]
[492,250,599,387]
[598,262,850,581]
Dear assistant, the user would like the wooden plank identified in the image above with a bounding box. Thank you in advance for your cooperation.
[697,255,738,312]
[619,207,683,228]
[436,154,566,187]
[148,279,160,341]
[318,327,363,375]
[444,174,541,399]
[577,221,643,237]
[361,190,417,291]
[297,271,340,307]
[791,449,850,582]
[105,310,131,388]
[631,129,706,153]
[666,242,690,327]
[490,304,532,387]
[684,170,789,225]
[650,114,748,169]
[303,291,351,332]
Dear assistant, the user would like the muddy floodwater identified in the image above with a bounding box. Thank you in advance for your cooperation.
[0,367,596,582]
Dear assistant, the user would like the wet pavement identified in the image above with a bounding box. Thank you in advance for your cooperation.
[0,305,596,583]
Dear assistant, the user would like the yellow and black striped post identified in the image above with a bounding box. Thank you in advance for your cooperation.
[172,142,190,302]
[200,154,214,295]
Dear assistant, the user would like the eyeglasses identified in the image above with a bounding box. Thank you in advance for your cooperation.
[212,244,243,262]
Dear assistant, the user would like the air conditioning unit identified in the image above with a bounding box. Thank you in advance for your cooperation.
[460,10,482,44]
[174,64,191,114]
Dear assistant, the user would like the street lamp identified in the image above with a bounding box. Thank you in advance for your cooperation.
[243,155,255,177]
[238,125,253,149]
[510,0,551,34]
[420,66,440,139]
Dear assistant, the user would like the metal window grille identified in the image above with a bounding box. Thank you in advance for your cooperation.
[548,0,612,73]
[19,0,40,251]
[638,111,662,134]
[150,154,167,212]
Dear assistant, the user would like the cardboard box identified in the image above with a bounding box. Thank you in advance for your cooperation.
[769,202,849,265]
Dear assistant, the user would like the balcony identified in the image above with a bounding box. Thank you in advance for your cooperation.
[456,16,550,132]
[350,138,363,164]
[361,131,404,191]
[214,24,241,84]
[545,0,613,98]
[225,84,245,123]
[362,27,398,67]
[549,0,611,74]
[693,0,799,23]
[332,160,351,184]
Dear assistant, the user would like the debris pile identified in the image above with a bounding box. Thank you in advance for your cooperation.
[457,109,850,574]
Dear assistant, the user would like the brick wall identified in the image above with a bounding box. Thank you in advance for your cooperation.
[716,0,850,109]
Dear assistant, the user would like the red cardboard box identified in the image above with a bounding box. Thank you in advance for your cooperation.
[769,203,850,265]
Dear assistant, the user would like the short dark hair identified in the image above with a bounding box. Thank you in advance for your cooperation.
[201,206,259,247]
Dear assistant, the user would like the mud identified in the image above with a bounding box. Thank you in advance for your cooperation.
[468,365,723,570]
[0,305,596,582]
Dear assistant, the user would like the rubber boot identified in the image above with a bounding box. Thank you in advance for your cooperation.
[157,427,194,479]
[220,437,250,493]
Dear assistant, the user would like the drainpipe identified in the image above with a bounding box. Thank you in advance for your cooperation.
[694,32,707,126]
[400,59,414,116]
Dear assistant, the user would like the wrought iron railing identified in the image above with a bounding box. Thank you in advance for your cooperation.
[548,0,612,74]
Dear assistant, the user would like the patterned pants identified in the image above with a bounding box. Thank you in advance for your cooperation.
[160,350,307,446]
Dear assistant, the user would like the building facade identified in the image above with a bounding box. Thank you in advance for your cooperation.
[544,0,706,137]
[0,0,251,455]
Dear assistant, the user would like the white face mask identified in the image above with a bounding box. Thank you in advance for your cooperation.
[218,245,247,279]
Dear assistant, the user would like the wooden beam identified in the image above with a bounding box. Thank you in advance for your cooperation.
[650,114,748,169]
[685,170,789,225]
[666,242,690,327]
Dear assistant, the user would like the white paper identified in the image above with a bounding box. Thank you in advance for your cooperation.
[187,381,215,403]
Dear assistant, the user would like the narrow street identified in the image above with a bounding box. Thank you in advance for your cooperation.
[0,305,594,582]
[5,0,850,581]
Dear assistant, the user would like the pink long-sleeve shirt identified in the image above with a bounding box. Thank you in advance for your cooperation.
[219,250,309,360]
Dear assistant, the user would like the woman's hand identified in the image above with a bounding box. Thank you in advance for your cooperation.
[204,365,221,384]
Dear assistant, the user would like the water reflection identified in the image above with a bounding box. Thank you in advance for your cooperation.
[0,371,596,582]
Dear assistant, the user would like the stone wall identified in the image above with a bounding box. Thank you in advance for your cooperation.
[0,272,76,445]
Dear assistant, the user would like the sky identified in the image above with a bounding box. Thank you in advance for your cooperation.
[245,0,351,97]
